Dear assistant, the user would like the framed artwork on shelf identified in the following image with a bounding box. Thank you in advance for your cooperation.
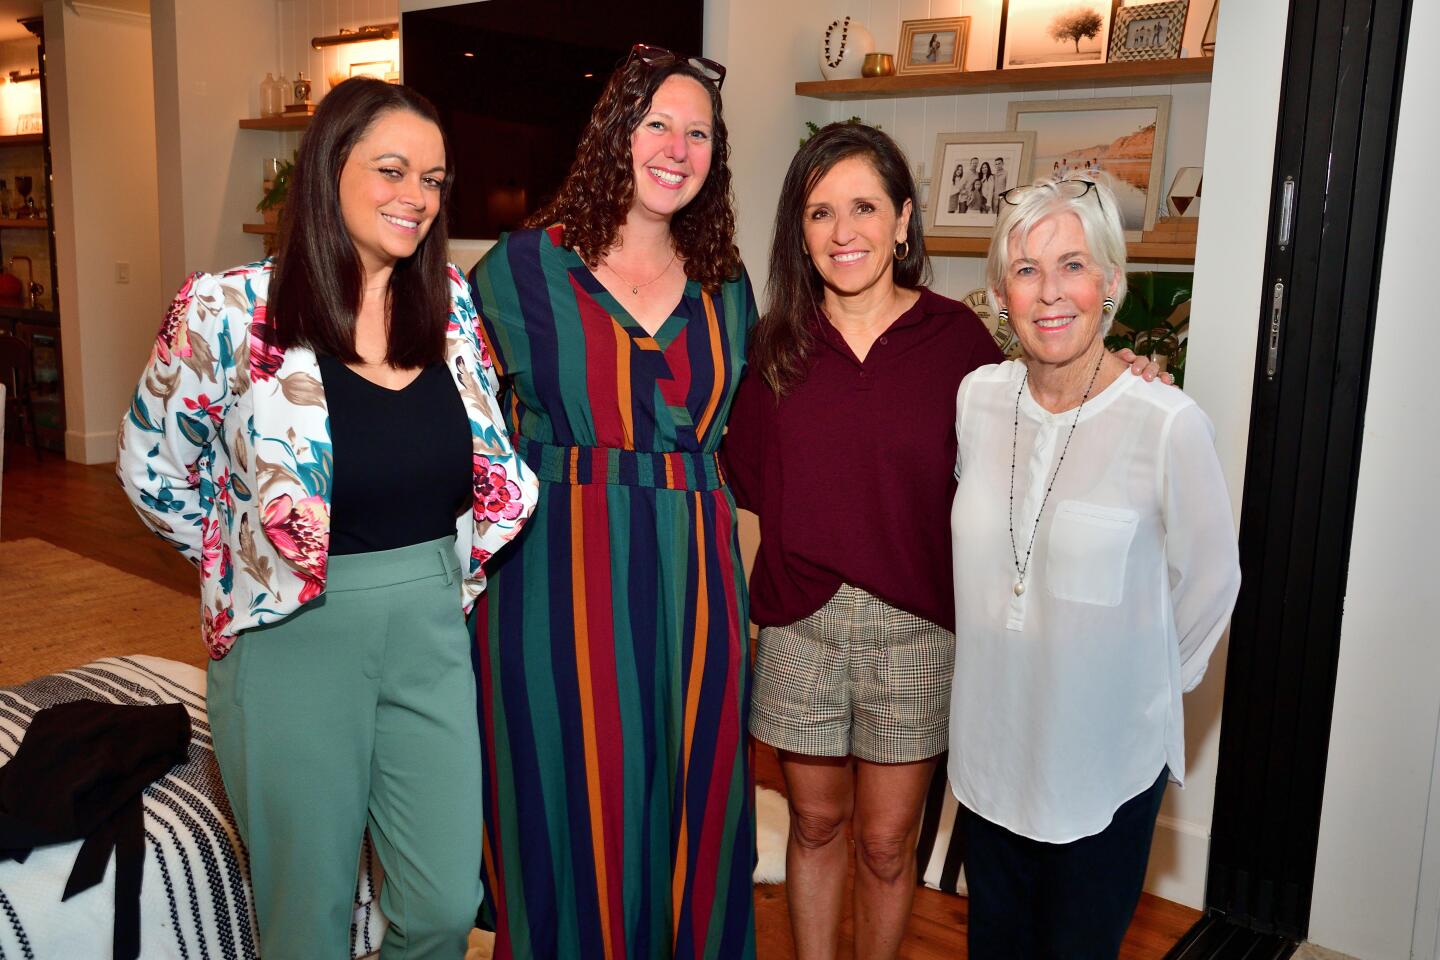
[1201,0,1220,55]
[997,0,1118,70]
[926,131,1036,238]
[1008,95,1171,237]
[348,60,394,81]
[897,17,971,75]
[1109,1,1188,62]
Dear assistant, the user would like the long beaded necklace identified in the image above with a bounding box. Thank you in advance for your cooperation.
[824,17,852,69]
[1008,350,1105,598]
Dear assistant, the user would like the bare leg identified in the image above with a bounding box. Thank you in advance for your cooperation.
[851,756,940,960]
[779,751,854,960]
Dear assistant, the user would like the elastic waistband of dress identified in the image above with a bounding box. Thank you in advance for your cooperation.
[517,436,726,492]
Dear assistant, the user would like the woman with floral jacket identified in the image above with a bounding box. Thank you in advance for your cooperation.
[116,79,536,960]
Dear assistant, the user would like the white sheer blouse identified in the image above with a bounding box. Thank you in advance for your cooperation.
[948,361,1241,843]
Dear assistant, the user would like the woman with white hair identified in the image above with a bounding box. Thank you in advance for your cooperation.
[947,175,1241,958]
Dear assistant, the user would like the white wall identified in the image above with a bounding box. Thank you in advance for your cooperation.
[44,0,163,464]
[151,0,280,291]
[1306,0,1440,954]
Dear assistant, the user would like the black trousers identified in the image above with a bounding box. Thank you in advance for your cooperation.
[963,767,1169,960]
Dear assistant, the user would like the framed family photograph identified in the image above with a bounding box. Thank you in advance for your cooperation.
[897,17,971,76]
[926,131,1037,238]
[1108,1,1188,62]
[997,0,1118,70]
[1008,96,1171,237]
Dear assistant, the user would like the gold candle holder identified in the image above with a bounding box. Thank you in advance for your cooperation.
[861,53,895,78]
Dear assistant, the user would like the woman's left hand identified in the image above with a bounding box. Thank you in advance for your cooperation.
[1116,347,1175,385]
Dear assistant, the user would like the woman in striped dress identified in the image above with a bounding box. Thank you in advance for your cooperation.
[467,46,757,959]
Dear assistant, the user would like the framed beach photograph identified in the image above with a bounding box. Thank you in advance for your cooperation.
[897,17,971,76]
[1008,96,1171,237]
[349,59,394,80]
[926,131,1037,238]
[998,0,1118,70]
[1108,1,1187,62]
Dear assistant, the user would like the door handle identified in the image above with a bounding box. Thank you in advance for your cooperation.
[1267,280,1284,380]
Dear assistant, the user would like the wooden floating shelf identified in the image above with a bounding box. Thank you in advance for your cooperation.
[0,133,44,146]
[239,115,312,131]
[926,235,1196,263]
[0,218,48,230]
[242,223,277,236]
[796,57,1213,101]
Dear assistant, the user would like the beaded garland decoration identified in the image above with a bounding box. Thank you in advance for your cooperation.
[824,17,852,69]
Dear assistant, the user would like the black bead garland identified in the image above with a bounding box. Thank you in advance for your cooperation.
[824,16,852,69]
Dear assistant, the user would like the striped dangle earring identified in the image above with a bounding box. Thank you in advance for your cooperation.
[1102,297,1116,314]
[997,307,1009,324]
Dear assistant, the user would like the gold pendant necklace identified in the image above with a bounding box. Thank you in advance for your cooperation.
[605,250,676,295]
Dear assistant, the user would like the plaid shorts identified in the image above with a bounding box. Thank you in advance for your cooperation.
[749,584,954,763]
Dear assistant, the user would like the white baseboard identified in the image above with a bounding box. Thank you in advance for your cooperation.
[65,429,118,465]
[1144,814,1210,908]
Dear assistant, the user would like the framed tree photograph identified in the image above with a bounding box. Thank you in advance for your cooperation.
[926,131,1037,237]
[1108,1,1188,62]
[997,0,1119,70]
[897,17,971,76]
[1008,96,1171,237]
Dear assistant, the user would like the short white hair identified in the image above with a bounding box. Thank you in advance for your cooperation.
[986,173,1129,335]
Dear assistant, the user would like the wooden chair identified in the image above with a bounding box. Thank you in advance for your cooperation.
[0,332,41,462]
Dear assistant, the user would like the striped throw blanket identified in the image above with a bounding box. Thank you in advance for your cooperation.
[0,656,387,959]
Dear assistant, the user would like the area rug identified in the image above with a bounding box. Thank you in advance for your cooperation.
[0,538,205,684]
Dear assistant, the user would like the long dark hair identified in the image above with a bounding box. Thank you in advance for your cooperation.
[753,122,928,394]
[265,78,452,367]
[523,55,741,291]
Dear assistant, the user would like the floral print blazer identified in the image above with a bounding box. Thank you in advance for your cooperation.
[117,259,537,659]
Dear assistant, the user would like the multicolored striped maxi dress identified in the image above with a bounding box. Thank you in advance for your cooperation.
[468,225,757,960]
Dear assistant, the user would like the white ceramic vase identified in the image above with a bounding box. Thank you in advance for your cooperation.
[818,18,875,81]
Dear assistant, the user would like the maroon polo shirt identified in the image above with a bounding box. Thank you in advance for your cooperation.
[722,287,1003,633]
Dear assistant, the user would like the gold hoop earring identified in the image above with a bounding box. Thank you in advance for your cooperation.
[894,240,910,261]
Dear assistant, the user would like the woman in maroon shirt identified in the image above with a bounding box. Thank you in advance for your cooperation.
[722,122,999,959]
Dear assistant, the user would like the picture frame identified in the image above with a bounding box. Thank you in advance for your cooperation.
[15,113,41,136]
[997,0,1118,71]
[1008,95,1171,237]
[348,60,394,80]
[897,17,971,76]
[1108,1,1187,62]
[926,131,1037,238]
[1201,0,1220,55]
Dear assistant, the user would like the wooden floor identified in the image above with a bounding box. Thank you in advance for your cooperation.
[0,445,1199,958]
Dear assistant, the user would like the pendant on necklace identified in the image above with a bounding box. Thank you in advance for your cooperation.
[1013,581,1026,597]
[631,286,638,295]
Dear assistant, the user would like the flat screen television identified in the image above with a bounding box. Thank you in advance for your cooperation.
[401,1,704,240]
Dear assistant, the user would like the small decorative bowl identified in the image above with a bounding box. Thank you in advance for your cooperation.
[861,53,895,78]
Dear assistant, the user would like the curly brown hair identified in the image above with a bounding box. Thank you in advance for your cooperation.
[524,55,741,290]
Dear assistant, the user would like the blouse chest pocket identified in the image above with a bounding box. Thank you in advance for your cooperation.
[1045,500,1139,607]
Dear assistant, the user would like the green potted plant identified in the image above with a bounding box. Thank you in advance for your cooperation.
[1105,271,1194,387]
[256,156,294,226]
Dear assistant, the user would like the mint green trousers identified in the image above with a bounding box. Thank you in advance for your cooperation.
[208,536,482,960]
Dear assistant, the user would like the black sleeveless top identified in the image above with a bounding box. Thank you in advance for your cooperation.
[317,355,472,556]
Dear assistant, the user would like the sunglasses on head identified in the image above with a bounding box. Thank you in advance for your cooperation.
[626,43,726,89]
[999,178,1106,215]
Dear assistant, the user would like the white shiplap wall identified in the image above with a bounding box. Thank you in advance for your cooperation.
[276,0,402,95]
